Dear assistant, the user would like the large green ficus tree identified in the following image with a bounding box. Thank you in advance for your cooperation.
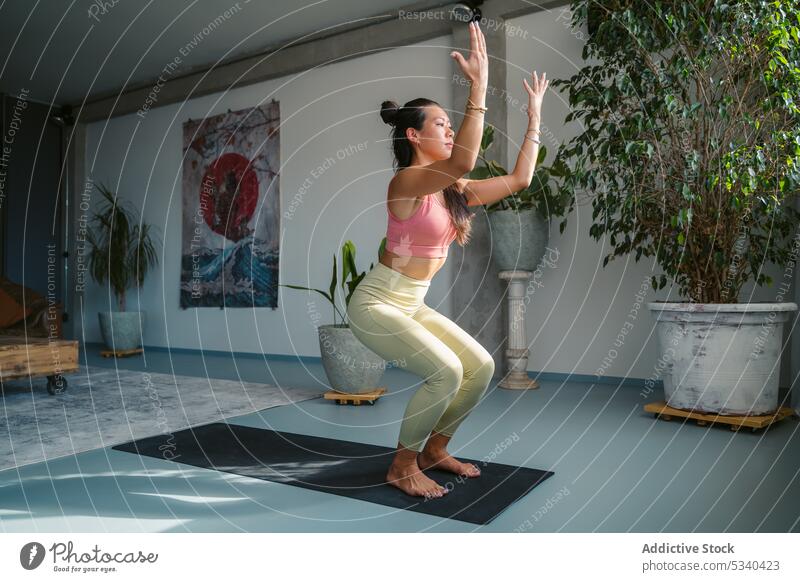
[551,0,800,302]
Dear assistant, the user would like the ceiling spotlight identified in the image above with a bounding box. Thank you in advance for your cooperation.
[450,2,482,23]
[49,106,74,127]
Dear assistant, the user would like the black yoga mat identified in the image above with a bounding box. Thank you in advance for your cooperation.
[112,422,554,525]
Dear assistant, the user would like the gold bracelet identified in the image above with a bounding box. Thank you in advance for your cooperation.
[525,135,541,144]
[526,128,541,134]
[466,98,487,113]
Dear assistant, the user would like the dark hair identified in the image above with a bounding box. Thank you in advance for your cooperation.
[380,98,472,245]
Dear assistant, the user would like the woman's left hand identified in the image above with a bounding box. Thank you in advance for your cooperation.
[523,70,549,120]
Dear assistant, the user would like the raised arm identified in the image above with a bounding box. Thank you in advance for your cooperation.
[461,70,549,207]
[389,21,488,201]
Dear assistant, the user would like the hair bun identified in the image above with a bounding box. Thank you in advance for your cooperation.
[380,100,399,126]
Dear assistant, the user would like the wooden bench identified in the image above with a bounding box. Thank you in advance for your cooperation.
[0,336,79,395]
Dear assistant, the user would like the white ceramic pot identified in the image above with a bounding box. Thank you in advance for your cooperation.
[318,324,385,394]
[647,302,797,415]
[98,311,145,351]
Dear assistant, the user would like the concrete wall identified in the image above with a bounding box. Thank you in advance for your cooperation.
[81,35,454,358]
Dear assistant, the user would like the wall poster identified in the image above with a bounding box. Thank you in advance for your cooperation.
[180,101,280,309]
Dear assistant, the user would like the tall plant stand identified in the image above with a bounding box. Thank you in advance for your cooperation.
[499,270,539,390]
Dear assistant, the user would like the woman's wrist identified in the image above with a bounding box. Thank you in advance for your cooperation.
[469,85,487,106]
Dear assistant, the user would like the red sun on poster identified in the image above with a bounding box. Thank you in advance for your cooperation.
[199,152,259,242]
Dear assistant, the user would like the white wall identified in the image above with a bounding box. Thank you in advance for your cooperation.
[505,7,789,382]
[83,35,454,358]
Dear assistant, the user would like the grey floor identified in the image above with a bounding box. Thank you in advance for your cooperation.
[1,343,799,533]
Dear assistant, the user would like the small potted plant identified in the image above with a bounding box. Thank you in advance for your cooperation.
[551,1,800,415]
[85,183,160,352]
[471,125,571,271]
[283,239,386,394]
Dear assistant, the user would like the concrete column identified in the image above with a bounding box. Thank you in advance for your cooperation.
[449,5,509,374]
[64,122,87,342]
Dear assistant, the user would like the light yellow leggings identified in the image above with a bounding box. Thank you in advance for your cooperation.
[347,262,495,452]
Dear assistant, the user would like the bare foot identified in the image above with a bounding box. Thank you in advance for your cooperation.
[386,460,449,499]
[417,449,481,477]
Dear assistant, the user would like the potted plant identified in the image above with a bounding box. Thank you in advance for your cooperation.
[283,239,386,394]
[471,124,571,271]
[551,1,800,415]
[85,183,160,352]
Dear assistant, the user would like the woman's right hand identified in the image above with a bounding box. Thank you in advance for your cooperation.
[451,21,488,90]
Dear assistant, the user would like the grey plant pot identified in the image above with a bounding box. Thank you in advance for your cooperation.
[318,324,385,394]
[98,311,145,351]
[647,302,798,415]
[488,208,550,271]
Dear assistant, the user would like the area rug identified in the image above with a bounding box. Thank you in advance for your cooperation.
[0,365,322,472]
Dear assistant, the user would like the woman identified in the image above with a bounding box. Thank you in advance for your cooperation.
[347,20,549,499]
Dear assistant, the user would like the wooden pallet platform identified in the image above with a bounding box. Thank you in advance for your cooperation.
[323,388,387,406]
[100,347,143,358]
[644,400,795,432]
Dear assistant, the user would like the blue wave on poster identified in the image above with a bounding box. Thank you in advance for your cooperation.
[180,235,278,308]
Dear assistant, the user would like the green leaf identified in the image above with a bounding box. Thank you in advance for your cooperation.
[481,125,495,152]
[469,165,495,180]
[329,254,337,304]
[341,241,357,290]
[488,160,508,176]
[281,284,331,303]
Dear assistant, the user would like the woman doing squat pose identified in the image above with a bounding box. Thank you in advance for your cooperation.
[347,20,549,499]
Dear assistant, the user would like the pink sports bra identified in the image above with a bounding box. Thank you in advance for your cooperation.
[385,193,457,259]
